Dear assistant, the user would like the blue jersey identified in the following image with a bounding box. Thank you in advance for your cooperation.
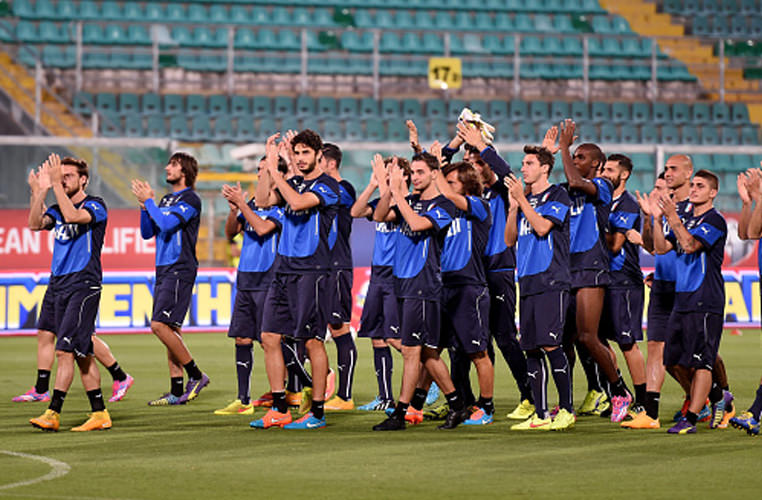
[368,198,399,282]
[652,199,692,294]
[442,196,491,286]
[667,207,727,314]
[564,177,613,273]
[392,194,456,299]
[140,188,201,279]
[607,190,643,288]
[236,201,284,291]
[516,185,572,296]
[45,195,107,290]
[277,173,339,273]
[329,180,356,270]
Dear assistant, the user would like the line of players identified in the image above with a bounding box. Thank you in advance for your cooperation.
[19,118,762,435]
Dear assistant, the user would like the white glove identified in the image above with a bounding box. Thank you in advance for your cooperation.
[458,107,495,144]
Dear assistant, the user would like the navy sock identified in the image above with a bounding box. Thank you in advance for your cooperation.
[449,349,476,407]
[282,339,312,388]
[497,339,533,403]
[645,391,660,420]
[311,400,324,419]
[183,360,203,380]
[273,391,288,413]
[477,396,494,416]
[708,382,723,404]
[86,388,105,412]
[410,388,428,411]
[634,383,647,407]
[235,344,253,404]
[445,390,465,412]
[393,401,409,419]
[35,369,51,394]
[334,333,357,400]
[749,385,762,420]
[526,351,548,419]
[546,348,573,412]
[106,362,127,382]
[611,376,629,398]
[49,389,66,413]
[576,342,603,392]
[373,346,393,401]
[686,410,698,426]
[171,377,184,397]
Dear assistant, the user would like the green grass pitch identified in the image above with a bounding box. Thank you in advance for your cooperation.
[1,331,762,499]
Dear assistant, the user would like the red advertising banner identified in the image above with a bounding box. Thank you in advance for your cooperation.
[0,209,155,270]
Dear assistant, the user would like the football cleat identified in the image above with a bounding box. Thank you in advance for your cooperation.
[506,399,535,420]
[214,399,254,415]
[667,418,696,434]
[697,400,712,422]
[71,410,112,432]
[325,396,355,411]
[109,374,134,402]
[324,369,336,401]
[718,406,736,429]
[710,390,734,429]
[611,394,633,423]
[30,409,60,431]
[285,391,302,407]
[511,413,551,431]
[373,413,405,431]
[423,403,450,421]
[549,409,576,431]
[620,411,661,429]
[729,411,760,436]
[406,407,424,425]
[358,396,395,411]
[252,391,273,407]
[426,382,440,406]
[249,409,292,429]
[463,407,494,426]
[283,412,326,429]
[147,393,183,406]
[299,387,313,415]
[13,387,51,403]
[578,390,608,416]
[177,373,210,403]
[437,408,471,430]
[673,397,691,421]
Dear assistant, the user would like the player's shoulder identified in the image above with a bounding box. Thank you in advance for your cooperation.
[339,179,356,196]
[704,208,727,229]
[616,190,639,211]
[546,184,571,204]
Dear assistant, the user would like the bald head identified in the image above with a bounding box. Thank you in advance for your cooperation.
[664,154,694,191]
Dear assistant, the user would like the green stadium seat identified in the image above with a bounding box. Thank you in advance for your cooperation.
[652,102,670,124]
[256,29,278,50]
[322,120,344,141]
[620,125,639,144]
[631,102,650,124]
[553,14,574,33]
[425,99,447,119]
[386,120,408,142]
[514,14,533,32]
[640,125,658,143]
[235,29,258,49]
[118,93,139,115]
[671,103,690,124]
[124,114,143,137]
[230,6,250,24]
[381,98,401,119]
[145,115,167,137]
[122,3,142,21]
[429,119,450,142]
[509,99,528,121]
[529,101,549,122]
[550,101,569,122]
[99,112,122,137]
[610,102,630,123]
[700,126,720,145]
[341,31,374,52]
[691,102,710,124]
[380,32,403,53]
[230,96,250,117]
[296,96,316,117]
[591,16,612,33]
[237,116,257,141]
[681,125,700,145]
[101,2,122,20]
[711,102,731,124]
[660,125,680,144]
[448,99,466,121]
[534,14,554,32]
[186,95,206,116]
[95,93,117,113]
[731,103,750,124]
[741,125,759,145]
[164,95,183,115]
[403,99,423,120]
[344,118,362,142]
[209,95,228,116]
[600,125,618,143]
[356,98,375,118]
[144,4,164,22]
[520,36,544,56]
[140,93,160,115]
[590,102,610,123]
[73,92,94,115]
[273,96,294,117]
[316,97,337,117]
[166,4,186,23]
[279,116,299,134]
[517,122,536,143]
[720,126,740,145]
[488,100,509,122]
[337,97,358,118]
[127,25,151,46]
[570,101,588,122]
[364,118,384,141]
[78,1,100,20]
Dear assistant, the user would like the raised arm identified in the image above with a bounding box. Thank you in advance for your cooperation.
[635,190,657,253]
[457,122,512,178]
[390,163,432,232]
[559,119,597,197]
[431,141,469,212]
[28,165,52,231]
[745,168,762,239]
[737,171,752,240]
[505,194,519,247]
[47,155,93,225]
[223,182,277,237]
[351,156,380,218]
[267,161,321,213]
[371,155,397,223]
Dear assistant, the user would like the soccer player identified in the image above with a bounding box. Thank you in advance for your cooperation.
[28,154,112,432]
[250,129,339,430]
[352,155,408,411]
[505,146,575,431]
[597,154,647,417]
[433,158,494,425]
[132,152,209,406]
[650,170,727,434]
[320,142,359,411]
[214,151,286,416]
[555,119,633,422]
[372,153,469,431]
[454,122,535,421]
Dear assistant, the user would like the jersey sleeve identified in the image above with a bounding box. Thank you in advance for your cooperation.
[42,205,60,230]
[689,213,726,250]
[423,198,455,232]
[265,206,285,231]
[367,198,380,221]
[537,187,571,227]
[340,181,357,207]
[309,180,339,207]
[592,177,613,205]
[82,198,107,225]
[609,200,638,234]
[479,146,512,178]
[465,195,490,222]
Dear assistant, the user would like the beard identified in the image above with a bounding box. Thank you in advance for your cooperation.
[167,175,180,185]
[299,160,316,175]
[64,183,81,198]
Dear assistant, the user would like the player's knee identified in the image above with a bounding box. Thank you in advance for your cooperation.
[235,337,253,346]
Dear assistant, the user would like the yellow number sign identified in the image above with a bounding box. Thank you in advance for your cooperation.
[428,57,462,90]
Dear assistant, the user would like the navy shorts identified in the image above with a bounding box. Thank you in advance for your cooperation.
[520,289,569,350]
[36,285,56,333]
[441,285,490,354]
[358,278,400,339]
[647,290,675,342]
[664,311,723,371]
[326,268,353,325]
[228,289,268,341]
[600,286,644,346]
[151,274,195,329]
[54,285,101,357]
[398,297,440,348]
[487,270,518,346]
[570,269,610,290]
[261,272,328,341]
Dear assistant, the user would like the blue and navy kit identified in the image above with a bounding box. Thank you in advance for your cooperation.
[607,190,643,288]
[652,199,692,294]
[276,173,339,273]
[236,201,284,291]
[141,187,201,280]
[515,185,572,296]
[480,150,517,271]
[442,196,491,286]
[368,198,399,282]
[44,195,107,290]
[667,207,727,314]
[329,179,356,270]
[563,177,613,273]
[392,194,456,299]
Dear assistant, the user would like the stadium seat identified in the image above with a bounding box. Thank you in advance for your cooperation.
[186,95,207,116]
[429,119,450,142]
[741,125,759,145]
[509,99,528,121]
[118,93,139,115]
[488,100,509,122]
[99,112,122,137]
[720,126,739,145]
[230,96,250,117]
[381,98,401,119]
[590,102,610,123]
[124,114,143,137]
[425,99,447,119]
[711,102,731,124]
[338,97,358,118]
[731,103,750,124]
[660,125,680,144]
[671,103,691,124]
[141,93,161,115]
[681,125,700,145]
[365,118,385,141]
[700,126,720,145]
[652,102,670,124]
[145,115,167,137]
[208,95,228,116]
[213,117,234,142]
[570,101,589,122]
[274,96,294,117]
[296,96,316,117]
[237,116,257,141]
[164,95,184,115]
[95,93,117,113]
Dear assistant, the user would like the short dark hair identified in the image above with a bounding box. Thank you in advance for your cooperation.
[169,152,198,188]
[607,153,633,173]
[322,143,342,168]
[578,143,606,167]
[523,145,555,173]
[384,156,412,187]
[464,144,480,156]
[411,152,440,171]
[291,129,323,153]
[259,155,288,175]
[442,161,483,196]
[694,169,719,191]
[658,171,665,180]
[61,157,89,179]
